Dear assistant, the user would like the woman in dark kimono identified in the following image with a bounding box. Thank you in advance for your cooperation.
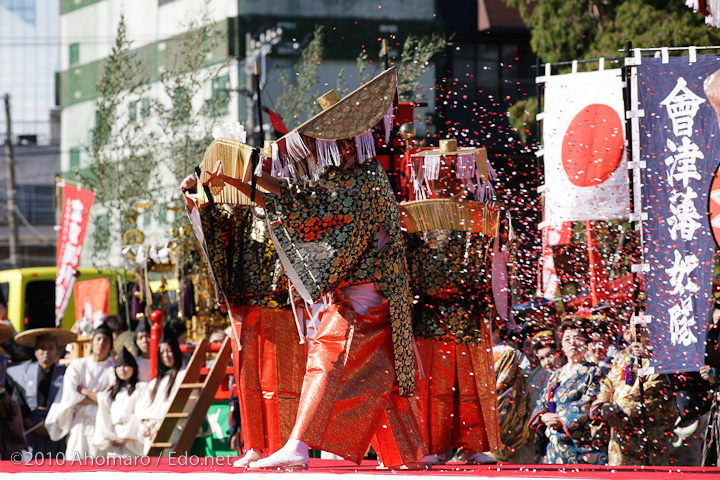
[529,319,608,464]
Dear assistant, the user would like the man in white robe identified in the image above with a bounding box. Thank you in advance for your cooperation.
[45,324,115,458]
[8,327,77,456]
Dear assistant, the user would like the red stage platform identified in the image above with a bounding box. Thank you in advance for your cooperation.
[3,458,720,479]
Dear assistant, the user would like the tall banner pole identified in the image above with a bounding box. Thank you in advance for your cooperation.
[585,221,599,307]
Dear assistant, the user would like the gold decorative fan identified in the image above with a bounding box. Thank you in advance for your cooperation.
[399,199,499,236]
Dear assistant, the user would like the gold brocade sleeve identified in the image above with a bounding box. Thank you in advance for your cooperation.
[262,159,415,395]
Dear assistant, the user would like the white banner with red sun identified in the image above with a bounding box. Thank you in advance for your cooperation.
[542,69,630,222]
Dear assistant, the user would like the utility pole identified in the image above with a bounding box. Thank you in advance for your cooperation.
[243,27,282,147]
[244,33,256,146]
[3,94,19,268]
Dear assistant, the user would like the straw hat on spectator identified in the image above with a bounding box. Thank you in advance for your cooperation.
[14,327,77,348]
[0,323,14,344]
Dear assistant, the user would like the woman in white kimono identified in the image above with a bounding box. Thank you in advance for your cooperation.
[137,335,186,453]
[45,323,115,457]
[92,347,145,456]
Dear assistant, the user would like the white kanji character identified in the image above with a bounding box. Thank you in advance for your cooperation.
[660,77,706,137]
[667,186,702,241]
[665,249,699,296]
[668,297,698,346]
[665,137,703,189]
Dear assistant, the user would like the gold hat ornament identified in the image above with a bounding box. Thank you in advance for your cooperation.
[270,67,398,179]
[14,327,78,348]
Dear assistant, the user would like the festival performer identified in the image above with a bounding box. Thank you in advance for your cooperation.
[92,347,145,456]
[491,327,532,462]
[530,319,608,464]
[45,323,115,457]
[402,141,502,465]
[182,124,305,467]
[702,299,720,466]
[198,67,426,469]
[7,327,77,457]
[590,318,677,466]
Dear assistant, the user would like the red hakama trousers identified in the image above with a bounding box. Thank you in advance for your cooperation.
[230,306,307,454]
[290,294,427,466]
[414,319,501,456]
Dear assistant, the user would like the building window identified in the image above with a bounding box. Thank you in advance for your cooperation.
[69,43,80,66]
[129,100,138,122]
[211,75,230,115]
[173,87,190,125]
[156,203,167,223]
[69,147,81,170]
[17,186,54,225]
[141,97,151,119]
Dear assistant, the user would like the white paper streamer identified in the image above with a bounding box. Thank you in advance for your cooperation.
[212,122,247,142]
[383,105,394,145]
[354,131,376,163]
[316,139,342,169]
[285,131,317,177]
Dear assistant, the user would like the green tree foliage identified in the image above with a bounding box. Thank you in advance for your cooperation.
[503,1,719,143]
[503,0,719,64]
[83,14,157,267]
[277,28,444,132]
[275,25,325,130]
[156,9,229,189]
[506,96,537,143]
[356,34,445,102]
[397,34,445,102]
[154,6,231,276]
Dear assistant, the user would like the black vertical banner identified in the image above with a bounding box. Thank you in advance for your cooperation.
[638,55,720,373]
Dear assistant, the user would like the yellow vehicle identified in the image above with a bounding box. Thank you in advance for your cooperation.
[0,267,128,333]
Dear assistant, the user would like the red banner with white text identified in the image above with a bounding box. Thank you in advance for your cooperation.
[55,185,94,326]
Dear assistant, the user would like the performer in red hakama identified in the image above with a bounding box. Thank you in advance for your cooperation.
[199,67,427,469]
[182,132,306,466]
[402,141,502,464]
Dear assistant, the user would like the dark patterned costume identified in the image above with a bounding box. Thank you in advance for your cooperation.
[406,230,502,457]
[197,204,305,455]
[260,158,425,466]
[200,205,287,309]
[262,158,415,395]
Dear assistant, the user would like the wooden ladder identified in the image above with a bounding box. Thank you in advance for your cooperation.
[147,337,232,456]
